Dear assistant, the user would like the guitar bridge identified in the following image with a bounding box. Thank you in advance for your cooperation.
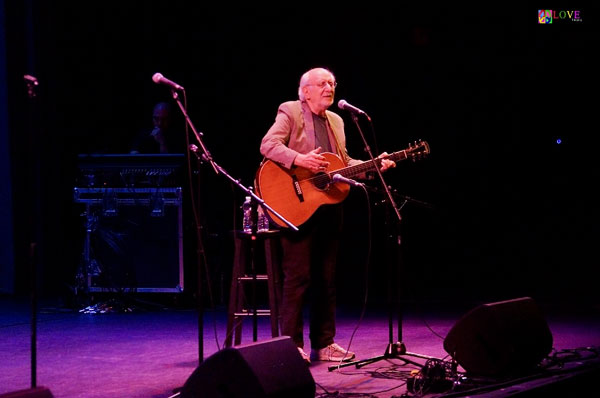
[291,174,304,202]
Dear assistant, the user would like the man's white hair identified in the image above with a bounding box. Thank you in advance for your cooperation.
[298,70,310,101]
[297,67,334,101]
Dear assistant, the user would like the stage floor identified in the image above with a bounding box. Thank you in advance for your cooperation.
[1,295,599,398]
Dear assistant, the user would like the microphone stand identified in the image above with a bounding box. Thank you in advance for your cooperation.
[171,90,297,231]
[169,89,298,365]
[170,88,212,364]
[329,113,438,371]
[24,75,40,389]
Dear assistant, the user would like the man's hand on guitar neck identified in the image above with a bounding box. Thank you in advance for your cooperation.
[293,147,330,173]
[378,152,396,172]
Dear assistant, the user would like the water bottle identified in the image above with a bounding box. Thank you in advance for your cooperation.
[257,206,269,233]
[242,196,253,233]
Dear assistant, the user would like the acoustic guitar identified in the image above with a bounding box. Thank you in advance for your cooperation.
[255,140,430,228]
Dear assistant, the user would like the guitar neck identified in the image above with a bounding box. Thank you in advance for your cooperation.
[336,150,408,178]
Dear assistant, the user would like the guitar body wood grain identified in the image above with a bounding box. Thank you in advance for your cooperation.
[256,152,350,228]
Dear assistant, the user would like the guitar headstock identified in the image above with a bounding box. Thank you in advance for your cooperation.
[407,140,430,161]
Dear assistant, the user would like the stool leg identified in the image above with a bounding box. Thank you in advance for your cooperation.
[265,237,281,338]
[249,236,258,342]
[234,278,243,346]
[225,236,244,347]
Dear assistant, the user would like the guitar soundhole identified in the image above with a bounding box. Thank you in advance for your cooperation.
[313,172,331,191]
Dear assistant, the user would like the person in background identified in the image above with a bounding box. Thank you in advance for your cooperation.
[131,102,183,154]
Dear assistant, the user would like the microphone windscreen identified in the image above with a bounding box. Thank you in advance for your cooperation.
[152,73,163,83]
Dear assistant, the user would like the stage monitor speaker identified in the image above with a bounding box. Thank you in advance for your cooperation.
[0,387,54,398]
[89,205,183,293]
[443,297,553,377]
[180,336,315,398]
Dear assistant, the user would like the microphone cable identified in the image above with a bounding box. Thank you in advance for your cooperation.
[330,183,373,372]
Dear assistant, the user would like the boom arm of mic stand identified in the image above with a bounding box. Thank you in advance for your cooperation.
[189,150,299,232]
[170,89,297,230]
[253,198,299,232]
[171,89,219,175]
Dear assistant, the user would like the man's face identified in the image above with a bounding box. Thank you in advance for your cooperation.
[304,70,336,115]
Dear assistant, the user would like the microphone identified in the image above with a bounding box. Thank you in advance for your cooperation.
[332,173,364,187]
[337,99,370,120]
[23,75,39,85]
[152,73,184,91]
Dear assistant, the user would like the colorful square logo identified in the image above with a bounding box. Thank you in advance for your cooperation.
[538,10,552,24]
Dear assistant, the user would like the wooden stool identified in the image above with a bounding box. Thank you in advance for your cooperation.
[225,230,282,347]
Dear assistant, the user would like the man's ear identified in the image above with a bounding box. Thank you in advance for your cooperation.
[302,86,310,100]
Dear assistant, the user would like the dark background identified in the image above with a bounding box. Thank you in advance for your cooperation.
[2,3,598,308]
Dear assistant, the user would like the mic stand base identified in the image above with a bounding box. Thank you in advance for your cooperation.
[328,342,441,371]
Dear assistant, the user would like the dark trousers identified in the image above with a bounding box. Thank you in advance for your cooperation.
[279,204,343,349]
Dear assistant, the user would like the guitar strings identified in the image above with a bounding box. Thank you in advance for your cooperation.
[304,143,424,186]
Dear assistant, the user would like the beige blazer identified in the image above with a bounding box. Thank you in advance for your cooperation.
[260,100,361,170]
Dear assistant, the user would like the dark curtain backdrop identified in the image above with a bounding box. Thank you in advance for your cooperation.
[0,0,15,294]
[3,3,598,307]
